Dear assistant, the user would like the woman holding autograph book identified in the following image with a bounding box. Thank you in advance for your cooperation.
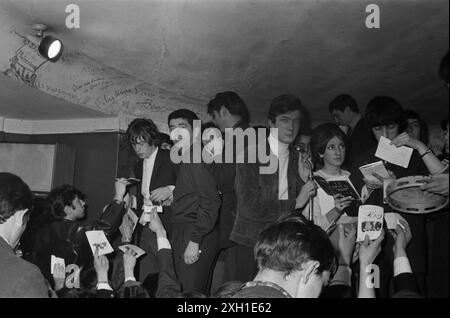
[302,123,358,232]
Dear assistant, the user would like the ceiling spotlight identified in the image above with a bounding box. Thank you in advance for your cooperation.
[32,24,63,62]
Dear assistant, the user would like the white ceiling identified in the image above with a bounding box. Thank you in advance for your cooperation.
[0,0,448,124]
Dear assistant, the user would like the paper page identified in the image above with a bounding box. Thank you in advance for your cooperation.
[384,212,407,230]
[50,255,65,274]
[357,205,384,242]
[85,230,114,256]
[375,136,413,168]
[118,244,146,258]
[359,161,391,182]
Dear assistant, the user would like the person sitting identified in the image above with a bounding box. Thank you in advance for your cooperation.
[232,219,336,298]
[404,110,430,147]
[0,172,49,298]
[30,179,128,289]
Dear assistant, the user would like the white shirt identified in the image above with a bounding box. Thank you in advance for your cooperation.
[141,147,159,200]
[268,133,290,200]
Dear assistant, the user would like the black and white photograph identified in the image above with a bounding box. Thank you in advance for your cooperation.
[0,0,448,303]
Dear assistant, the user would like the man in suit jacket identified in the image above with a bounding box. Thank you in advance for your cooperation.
[0,172,48,298]
[329,94,376,167]
[206,91,251,282]
[230,94,316,283]
[125,118,178,282]
[31,180,128,289]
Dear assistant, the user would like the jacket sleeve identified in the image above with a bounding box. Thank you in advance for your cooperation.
[190,164,221,244]
[69,202,126,246]
[155,248,182,298]
[16,265,49,298]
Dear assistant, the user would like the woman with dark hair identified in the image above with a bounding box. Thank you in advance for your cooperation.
[302,123,357,231]
[350,96,447,296]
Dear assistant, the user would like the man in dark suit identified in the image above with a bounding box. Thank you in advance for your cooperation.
[206,91,251,282]
[30,179,128,289]
[125,118,178,282]
[230,94,316,283]
[0,172,49,298]
[168,109,222,294]
[329,94,376,167]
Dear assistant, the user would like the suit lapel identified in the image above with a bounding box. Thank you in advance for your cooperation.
[150,148,163,190]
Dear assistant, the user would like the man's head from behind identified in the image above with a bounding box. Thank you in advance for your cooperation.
[254,219,336,298]
[268,94,308,145]
[207,91,250,131]
[328,94,360,127]
[46,185,86,222]
[0,172,33,248]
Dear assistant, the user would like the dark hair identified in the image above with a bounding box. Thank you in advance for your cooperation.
[167,109,199,129]
[159,132,173,146]
[365,96,407,132]
[56,287,97,298]
[207,91,250,126]
[177,291,207,298]
[310,123,347,168]
[268,94,309,126]
[439,51,449,84]
[0,172,33,224]
[254,220,336,276]
[328,94,360,114]
[46,185,86,221]
[441,116,449,131]
[404,109,429,145]
[125,118,161,147]
[116,282,150,298]
[211,281,243,298]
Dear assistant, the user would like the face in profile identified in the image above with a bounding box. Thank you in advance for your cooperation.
[210,109,227,132]
[270,110,301,145]
[66,196,86,221]
[371,124,399,142]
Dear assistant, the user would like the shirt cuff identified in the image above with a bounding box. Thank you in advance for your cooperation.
[157,237,172,250]
[96,282,113,291]
[394,256,412,276]
[125,276,136,283]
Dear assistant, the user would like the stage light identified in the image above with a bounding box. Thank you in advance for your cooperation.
[32,24,63,62]
[38,36,63,62]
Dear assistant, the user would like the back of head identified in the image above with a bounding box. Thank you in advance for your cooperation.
[46,185,85,221]
[125,118,161,147]
[310,123,347,167]
[207,91,250,125]
[254,219,336,277]
[439,51,449,84]
[212,281,243,298]
[365,96,407,132]
[328,94,360,114]
[167,109,199,128]
[116,281,150,298]
[0,172,33,225]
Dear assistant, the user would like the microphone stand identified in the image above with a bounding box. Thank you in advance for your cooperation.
[305,159,314,223]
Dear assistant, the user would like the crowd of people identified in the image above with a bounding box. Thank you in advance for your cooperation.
[0,52,448,298]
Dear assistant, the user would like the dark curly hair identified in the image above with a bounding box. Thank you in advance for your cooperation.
[0,172,33,224]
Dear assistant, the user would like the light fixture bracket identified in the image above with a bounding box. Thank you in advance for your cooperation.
[32,24,49,38]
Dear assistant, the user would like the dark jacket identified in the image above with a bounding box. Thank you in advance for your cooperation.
[212,122,251,249]
[171,161,221,244]
[30,201,126,288]
[232,281,291,298]
[392,272,423,298]
[0,237,49,298]
[230,137,303,248]
[350,146,429,273]
[345,117,376,167]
